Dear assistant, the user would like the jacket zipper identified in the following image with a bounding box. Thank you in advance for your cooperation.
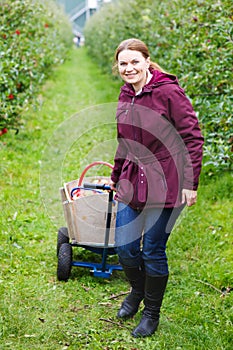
[131,95,141,207]
[131,96,137,141]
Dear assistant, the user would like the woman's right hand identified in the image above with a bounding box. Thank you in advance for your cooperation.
[110,182,117,191]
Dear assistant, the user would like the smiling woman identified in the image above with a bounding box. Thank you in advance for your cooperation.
[110,38,204,338]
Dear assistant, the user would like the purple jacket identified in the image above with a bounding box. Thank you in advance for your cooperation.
[111,70,204,209]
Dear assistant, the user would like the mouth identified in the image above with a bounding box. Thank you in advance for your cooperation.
[125,73,137,79]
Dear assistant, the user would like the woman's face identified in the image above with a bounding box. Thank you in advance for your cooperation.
[118,49,150,92]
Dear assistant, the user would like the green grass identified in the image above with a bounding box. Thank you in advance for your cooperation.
[0,47,232,350]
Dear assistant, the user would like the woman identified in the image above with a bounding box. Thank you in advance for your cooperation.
[110,38,204,338]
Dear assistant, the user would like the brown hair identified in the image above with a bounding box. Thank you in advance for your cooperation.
[113,38,166,74]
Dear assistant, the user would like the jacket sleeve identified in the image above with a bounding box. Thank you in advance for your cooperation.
[167,86,204,190]
[111,136,127,184]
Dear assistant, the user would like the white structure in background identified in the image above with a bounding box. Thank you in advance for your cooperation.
[69,0,98,23]
[57,0,112,35]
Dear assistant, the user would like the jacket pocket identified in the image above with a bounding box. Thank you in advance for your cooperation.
[146,163,167,205]
[116,160,135,205]
[159,153,184,206]
[116,103,129,120]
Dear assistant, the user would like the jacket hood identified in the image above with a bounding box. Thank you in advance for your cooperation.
[120,69,178,96]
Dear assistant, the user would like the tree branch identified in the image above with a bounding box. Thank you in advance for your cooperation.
[99,318,129,329]
[109,291,129,300]
[195,279,222,294]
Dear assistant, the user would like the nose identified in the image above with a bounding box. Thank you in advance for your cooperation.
[125,63,134,71]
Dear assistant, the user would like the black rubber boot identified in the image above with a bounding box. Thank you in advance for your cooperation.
[117,265,145,319]
[131,274,168,337]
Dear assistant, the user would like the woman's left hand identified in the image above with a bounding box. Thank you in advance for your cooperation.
[182,189,197,207]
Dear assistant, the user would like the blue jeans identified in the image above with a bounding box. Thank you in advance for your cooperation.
[115,202,184,276]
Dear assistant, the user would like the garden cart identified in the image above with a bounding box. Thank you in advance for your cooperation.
[57,161,122,281]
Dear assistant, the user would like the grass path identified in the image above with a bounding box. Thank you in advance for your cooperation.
[0,47,232,350]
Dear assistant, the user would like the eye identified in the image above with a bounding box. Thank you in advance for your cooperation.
[132,60,139,65]
[119,62,127,67]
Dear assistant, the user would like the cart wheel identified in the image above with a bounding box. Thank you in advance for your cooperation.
[57,227,69,256]
[57,243,72,281]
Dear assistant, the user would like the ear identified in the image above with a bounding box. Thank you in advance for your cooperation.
[146,56,151,68]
